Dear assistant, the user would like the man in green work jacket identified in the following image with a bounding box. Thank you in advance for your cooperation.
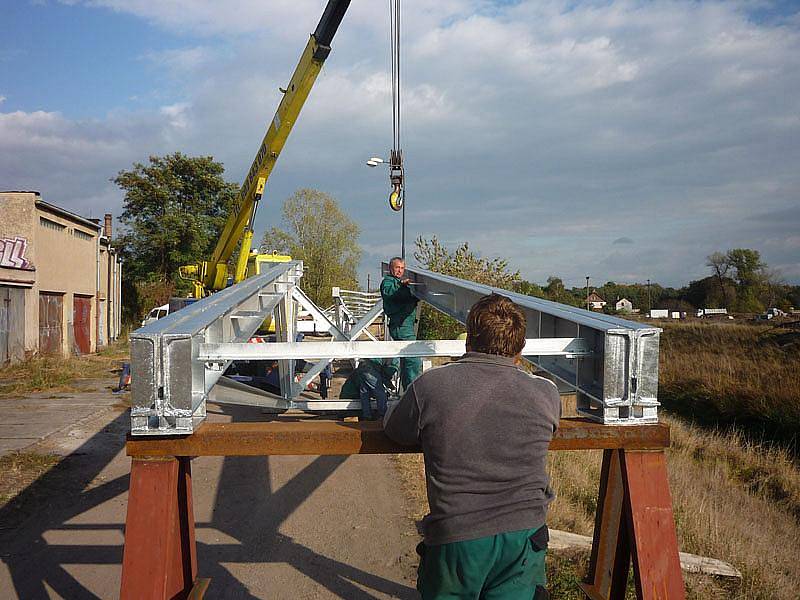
[381,257,421,389]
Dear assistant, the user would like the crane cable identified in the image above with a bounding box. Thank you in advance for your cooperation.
[388,0,405,222]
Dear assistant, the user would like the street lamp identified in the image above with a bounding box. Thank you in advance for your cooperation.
[585,276,590,311]
[647,279,652,314]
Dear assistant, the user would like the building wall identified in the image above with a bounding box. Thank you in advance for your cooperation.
[0,191,122,362]
[0,193,38,358]
[35,204,100,354]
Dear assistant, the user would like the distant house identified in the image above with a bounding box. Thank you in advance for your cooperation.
[587,291,606,311]
[615,297,634,313]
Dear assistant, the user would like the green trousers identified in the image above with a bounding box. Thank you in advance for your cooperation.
[389,323,421,389]
[416,526,549,600]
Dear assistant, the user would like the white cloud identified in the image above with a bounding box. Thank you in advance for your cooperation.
[12,1,800,286]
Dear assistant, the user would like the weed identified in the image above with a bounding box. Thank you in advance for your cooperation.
[0,452,60,509]
[0,339,129,397]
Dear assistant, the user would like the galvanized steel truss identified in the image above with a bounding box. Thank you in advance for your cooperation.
[130,261,660,436]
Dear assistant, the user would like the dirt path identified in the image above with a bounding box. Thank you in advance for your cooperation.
[0,383,420,599]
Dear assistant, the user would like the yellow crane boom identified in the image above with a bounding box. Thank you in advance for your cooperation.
[187,0,351,296]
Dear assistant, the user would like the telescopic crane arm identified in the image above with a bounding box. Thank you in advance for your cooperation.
[193,0,351,295]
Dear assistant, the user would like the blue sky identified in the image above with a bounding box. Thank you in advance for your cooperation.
[1,0,799,287]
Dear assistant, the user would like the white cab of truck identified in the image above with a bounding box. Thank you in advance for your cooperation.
[141,304,169,327]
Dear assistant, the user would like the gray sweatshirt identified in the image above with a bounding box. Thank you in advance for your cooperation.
[383,352,561,546]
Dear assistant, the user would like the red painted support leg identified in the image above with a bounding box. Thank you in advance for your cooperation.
[622,451,685,600]
[120,456,198,600]
[581,450,685,600]
[581,450,630,600]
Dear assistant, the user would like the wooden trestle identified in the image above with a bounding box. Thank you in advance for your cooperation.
[120,417,685,599]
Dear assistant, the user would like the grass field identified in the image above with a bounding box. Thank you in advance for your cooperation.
[394,320,800,598]
[658,320,800,450]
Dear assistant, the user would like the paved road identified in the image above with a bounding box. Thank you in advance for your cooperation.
[0,380,420,599]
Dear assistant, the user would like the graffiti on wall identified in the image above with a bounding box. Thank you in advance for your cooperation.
[0,237,34,270]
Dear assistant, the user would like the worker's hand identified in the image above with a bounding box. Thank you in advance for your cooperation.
[401,278,411,285]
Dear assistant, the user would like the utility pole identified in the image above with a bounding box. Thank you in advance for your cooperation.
[586,276,590,311]
[367,273,371,293]
[647,279,651,314]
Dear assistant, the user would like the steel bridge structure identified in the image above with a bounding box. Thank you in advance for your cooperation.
[130,260,661,436]
[121,262,684,600]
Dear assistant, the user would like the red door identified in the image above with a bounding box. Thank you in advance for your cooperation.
[73,295,92,355]
[39,293,63,354]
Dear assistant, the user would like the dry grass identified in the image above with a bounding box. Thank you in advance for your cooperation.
[546,414,800,599]
[0,452,60,509]
[0,340,129,397]
[658,321,800,446]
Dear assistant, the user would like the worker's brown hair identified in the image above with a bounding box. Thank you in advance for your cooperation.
[466,294,526,357]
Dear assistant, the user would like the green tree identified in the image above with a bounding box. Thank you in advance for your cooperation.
[114,152,238,319]
[726,248,766,312]
[260,188,361,307]
[515,280,546,299]
[413,237,520,339]
[544,277,583,307]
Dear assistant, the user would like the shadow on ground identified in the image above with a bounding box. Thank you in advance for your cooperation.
[0,402,416,599]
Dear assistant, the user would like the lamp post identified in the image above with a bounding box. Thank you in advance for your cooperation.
[585,276,590,311]
[366,156,406,259]
[647,279,651,314]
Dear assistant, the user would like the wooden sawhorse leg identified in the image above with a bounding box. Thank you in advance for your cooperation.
[580,449,685,600]
[120,456,207,599]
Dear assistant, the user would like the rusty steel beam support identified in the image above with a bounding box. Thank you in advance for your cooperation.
[120,457,199,600]
[581,450,685,600]
[126,418,670,458]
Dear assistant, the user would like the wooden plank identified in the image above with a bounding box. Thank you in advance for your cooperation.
[550,529,741,579]
[120,457,197,600]
[622,451,686,600]
[127,417,670,457]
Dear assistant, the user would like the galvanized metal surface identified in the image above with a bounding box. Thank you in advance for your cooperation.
[198,338,590,361]
[129,261,303,435]
[393,264,662,424]
[131,260,662,435]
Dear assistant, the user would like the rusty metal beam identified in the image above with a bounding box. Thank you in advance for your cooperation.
[127,418,670,457]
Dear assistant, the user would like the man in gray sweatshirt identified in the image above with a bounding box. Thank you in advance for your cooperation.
[384,293,561,599]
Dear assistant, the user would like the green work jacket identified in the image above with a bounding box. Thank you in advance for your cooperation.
[380,274,419,331]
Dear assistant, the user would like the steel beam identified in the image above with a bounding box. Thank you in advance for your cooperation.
[198,338,590,361]
[391,264,661,424]
[129,261,303,435]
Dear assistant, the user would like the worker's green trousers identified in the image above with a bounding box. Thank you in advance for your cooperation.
[416,526,549,599]
[389,323,421,390]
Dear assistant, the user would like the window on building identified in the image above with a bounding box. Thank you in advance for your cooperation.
[40,217,66,232]
[72,229,94,241]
